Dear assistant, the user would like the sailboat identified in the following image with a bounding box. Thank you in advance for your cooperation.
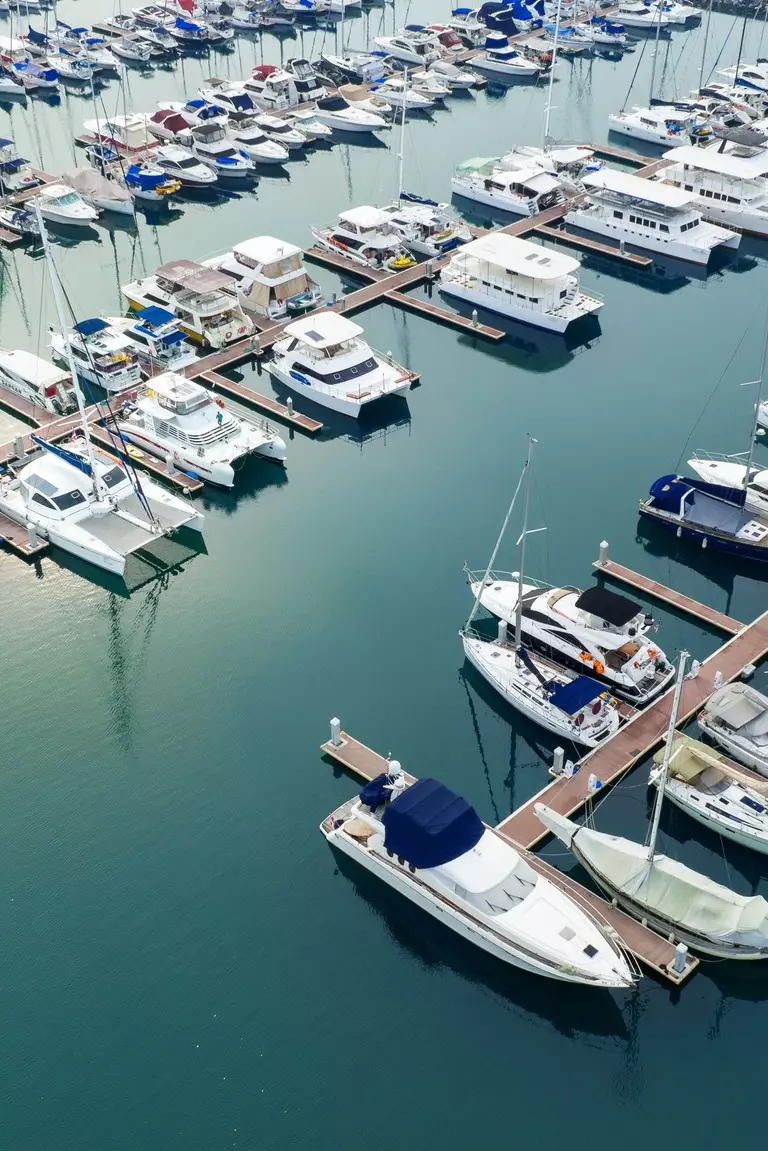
[536,653,768,959]
[460,438,621,747]
[0,205,204,577]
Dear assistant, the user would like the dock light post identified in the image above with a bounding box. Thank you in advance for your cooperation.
[13,435,25,460]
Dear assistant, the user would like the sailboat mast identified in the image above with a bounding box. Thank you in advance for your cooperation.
[646,649,688,861]
[514,435,536,649]
[397,66,407,200]
[699,0,714,88]
[743,302,768,486]
[734,7,749,87]
[542,0,561,147]
[33,202,103,494]
[649,2,663,104]
[464,458,527,632]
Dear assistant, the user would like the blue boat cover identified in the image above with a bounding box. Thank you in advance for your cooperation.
[400,191,438,205]
[175,16,201,30]
[405,22,426,30]
[136,305,176,326]
[27,27,49,45]
[485,32,510,48]
[452,7,474,13]
[230,92,253,111]
[0,157,28,171]
[359,772,390,809]
[31,435,93,477]
[648,474,693,512]
[0,138,12,148]
[382,778,484,868]
[74,317,110,336]
[548,676,605,715]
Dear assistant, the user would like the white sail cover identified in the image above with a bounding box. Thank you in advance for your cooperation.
[535,805,768,949]
[63,170,131,203]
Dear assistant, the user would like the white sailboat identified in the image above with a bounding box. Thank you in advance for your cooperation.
[0,207,203,577]
[460,438,621,747]
[322,767,636,987]
[698,682,768,776]
[537,653,768,959]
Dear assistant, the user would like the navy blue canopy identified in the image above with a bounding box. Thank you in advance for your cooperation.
[74,317,110,336]
[359,772,390,810]
[0,157,28,171]
[175,17,201,30]
[230,92,253,111]
[548,676,604,715]
[136,305,176,326]
[382,778,484,869]
[27,27,49,45]
[0,137,12,148]
[648,474,694,512]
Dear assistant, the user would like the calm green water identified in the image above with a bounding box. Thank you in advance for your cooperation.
[2,5,768,1149]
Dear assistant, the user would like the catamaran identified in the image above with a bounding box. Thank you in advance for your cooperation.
[659,139,768,238]
[461,438,621,747]
[113,372,287,486]
[322,767,636,987]
[451,157,567,217]
[311,206,416,273]
[536,653,768,959]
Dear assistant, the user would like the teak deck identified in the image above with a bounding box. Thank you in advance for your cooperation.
[320,732,698,984]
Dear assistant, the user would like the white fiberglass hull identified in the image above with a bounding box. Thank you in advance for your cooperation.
[697,719,768,778]
[472,56,540,77]
[323,824,631,986]
[655,776,768,856]
[450,176,530,216]
[113,422,286,485]
[565,207,738,265]
[38,207,98,228]
[268,361,409,418]
[607,115,692,145]
[439,277,601,333]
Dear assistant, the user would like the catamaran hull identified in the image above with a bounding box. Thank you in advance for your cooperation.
[323,827,627,984]
[114,423,286,485]
[439,280,593,333]
[565,208,737,265]
[607,117,693,145]
[450,178,534,216]
[268,362,408,418]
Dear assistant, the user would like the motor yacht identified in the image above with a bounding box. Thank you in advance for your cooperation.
[251,112,306,150]
[311,205,416,272]
[566,168,740,264]
[649,733,768,856]
[318,50,386,84]
[0,348,77,414]
[244,63,301,111]
[284,57,326,101]
[336,84,393,117]
[651,0,700,23]
[114,372,286,486]
[425,23,466,57]
[380,197,471,257]
[615,1,669,28]
[451,157,566,216]
[204,235,323,319]
[147,108,194,142]
[440,233,602,330]
[370,74,436,110]
[110,36,152,62]
[61,168,135,217]
[122,259,254,348]
[323,771,635,987]
[471,34,542,78]
[106,307,198,375]
[153,144,219,186]
[659,141,768,237]
[608,104,713,146]
[268,312,411,417]
[197,84,258,118]
[0,137,38,195]
[49,318,142,393]
[135,23,178,52]
[448,7,487,47]
[313,93,389,133]
[165,97,229,129]
[466,574,674,703]
[373,31,440,67]
[30,183,99,227]
[188,123,254,177]
[281,108,333,141]
[699,682,768,777]
[83,113,154,152]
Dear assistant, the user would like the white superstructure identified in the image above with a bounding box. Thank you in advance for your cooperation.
[659,142,768,237]
[608,105,712,146]
[0,348,77,414]
[203,235,323,320]
[451,158,566,217]
[49,318,142,393]
[311,205,416,272]
[122,260,254,348]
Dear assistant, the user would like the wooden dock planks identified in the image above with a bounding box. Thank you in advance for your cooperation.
[594,558,743,633]
[0,512,48,558]
[534,224,653,266]
[320,731,698,983]
[198,370,323,434]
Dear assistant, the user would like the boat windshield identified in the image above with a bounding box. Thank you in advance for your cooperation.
[50,191,80,206]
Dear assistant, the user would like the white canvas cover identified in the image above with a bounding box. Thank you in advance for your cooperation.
[64,170,131,203]
[654,733,768,794]
[704,682,768,734]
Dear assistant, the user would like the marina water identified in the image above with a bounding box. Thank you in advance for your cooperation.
[2,2,768,1147]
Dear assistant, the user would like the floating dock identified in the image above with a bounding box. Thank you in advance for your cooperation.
[198,370,323,434]
[320,730,698,984]
[0,512,48,558]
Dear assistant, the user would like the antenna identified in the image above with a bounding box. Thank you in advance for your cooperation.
[646,650,688,862]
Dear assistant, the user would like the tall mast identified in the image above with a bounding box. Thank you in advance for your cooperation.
[698,0,714,89]
[743,302,768,488]
[397,66,407,200]
[464,456,527,632]
[649,2,663,104]
[734,7,749,87]
[514,434,536,649]
[542,0,561,148]
[646,650,688,861]
[33,202,105,498]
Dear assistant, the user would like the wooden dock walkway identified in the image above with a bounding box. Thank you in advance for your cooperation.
[0,511,48,558]
[534,223,653,267]
[588,143,652,166]
[496,604,768,851]
[320,730,698,984]
[198,370,323,434]
[594,555,743,634]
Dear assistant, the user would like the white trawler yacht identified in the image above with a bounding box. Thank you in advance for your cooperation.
[699,682,768,777]
[451,157,566,217]
[49,318,142,393]
[461,439,620,747]
[268,312,412,418]
[537,653,768,959]
[311,206,416,273]
[565,169,740,264]
[114,372,286,487]
[121,260,254,348]
[649,734,768,857]
[658,141,768,237]
[439,234,603,333]
[323,767,635,987]
[203,236,324,320]
[0,349,78,414]
[465,574,674,704]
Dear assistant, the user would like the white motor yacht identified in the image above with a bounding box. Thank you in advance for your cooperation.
[451,157,566,217]
[649,734,768,856]
[311,206,416,272]
[319,51,386,83]
[337,84,393,117]
[408,69,452,102]
[114,372,286,486]
[448,7,487,47]
[313,94,389,133]
[204,235,323,320]
[0,137,38,195]
[105,307,199,375]
[147,108,195,143]
[699,682,768,777]
[153,144,218,186]
[566,169,740,264]
[717,61,768,93]
[651,0,700,23]
[122,260,254,348]
[268,312,411,417]
[370,75,436,110]
[110,36,152,62]
[439,233,603,332]
[608,104,713,146]
[243,65,301,112]
[0,348,77,414]
[30,183,100,227]
[49,318,142,393]
[323,771,635,987]
[659,142,768,237]
[380,198,471,257]
[427,57,477,88]
[164,98,228,129]
[471,35,542,78]
[616,1,669,28]
[284,57,326,102]
[466,574,674,703]
[252,112,306,150]
[188,123,254,178]
[226,120,289,164]
[373,31,440,67]
[83,113,153,152]
[61,168,135,217]
[282,108,333,141]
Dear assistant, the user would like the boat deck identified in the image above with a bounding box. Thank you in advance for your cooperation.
[90,425,205,494]
[320,731,698,984]
[594,556,743,633]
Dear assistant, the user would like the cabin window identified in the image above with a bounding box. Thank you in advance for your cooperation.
[660,224,669,233]
[712,191,721,200]
[648,220,656,229]
[560,289,567,298]
[530,297,539,304]
[53,488,87,511]
[493,283,502,290]
[703,189,713,197]
[31,492,56,510]
[481,279,491,287]
[101,466,126,489]
[684,184,693,191]
[728,195,739,204]
[132,332,148,346]
[613,210,623,219]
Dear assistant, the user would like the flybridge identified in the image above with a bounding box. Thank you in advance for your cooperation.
[582,168,696,210]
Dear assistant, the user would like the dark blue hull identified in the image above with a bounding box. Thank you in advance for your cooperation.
[638,504,768,563]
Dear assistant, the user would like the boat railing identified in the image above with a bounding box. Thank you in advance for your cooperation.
[463,566,552,590]
[691,448,750,464]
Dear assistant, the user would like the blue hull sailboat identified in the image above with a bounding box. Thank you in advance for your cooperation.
[638,474,768,562]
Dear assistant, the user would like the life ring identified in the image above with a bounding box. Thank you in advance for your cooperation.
[225,331,232,340]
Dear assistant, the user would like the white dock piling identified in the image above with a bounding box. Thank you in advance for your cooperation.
[471,309,478,328]
[552,747,565,776]
[672,942,688,975]
[13,435,25,459]
[597,539,609,566]
[26,524,37,549]
[330,717,342,747]
[287,397,294,418]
